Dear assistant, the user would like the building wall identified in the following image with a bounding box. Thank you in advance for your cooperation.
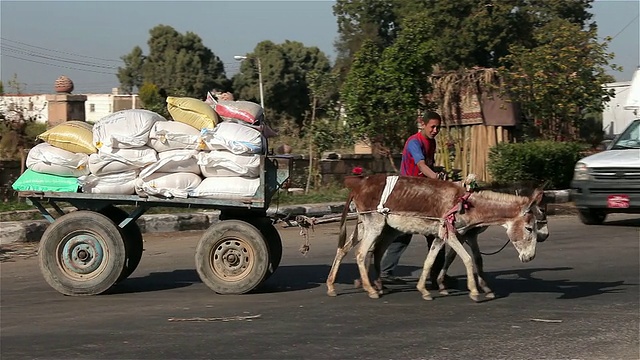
[603,81,636,135]
[0,93,139,124]
[0,94,48,123]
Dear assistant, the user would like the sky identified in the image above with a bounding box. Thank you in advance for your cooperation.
[0,0,638,95]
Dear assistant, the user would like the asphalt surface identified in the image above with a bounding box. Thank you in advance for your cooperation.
[1,214,639,360]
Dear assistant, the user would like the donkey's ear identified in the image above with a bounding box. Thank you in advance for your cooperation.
[530,188,544,206]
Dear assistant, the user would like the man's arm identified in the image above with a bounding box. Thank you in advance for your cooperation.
[406,140,439,179]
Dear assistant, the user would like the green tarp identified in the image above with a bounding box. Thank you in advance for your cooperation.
[12,169,79,193]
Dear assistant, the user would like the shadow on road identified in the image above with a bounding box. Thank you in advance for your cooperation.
[602,217,640,227]
[103,264,633,300]
[107,269,200,294]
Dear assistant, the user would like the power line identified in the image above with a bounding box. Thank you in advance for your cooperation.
[1,45,120,70]
[610,14,639,41]
[0,37,122,63]
[1,53,118,75]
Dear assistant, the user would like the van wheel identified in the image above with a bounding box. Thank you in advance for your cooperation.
[578,208,606,225]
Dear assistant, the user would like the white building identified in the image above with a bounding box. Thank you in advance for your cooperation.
[0,88,139,124]
[603,68,640,136]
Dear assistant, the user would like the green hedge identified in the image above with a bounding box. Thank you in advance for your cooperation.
[487,141,586,189]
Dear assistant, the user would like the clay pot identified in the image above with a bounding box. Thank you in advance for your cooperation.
[54,76,74,93]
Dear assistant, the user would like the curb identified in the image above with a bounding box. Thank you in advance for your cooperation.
[0,191,573,245]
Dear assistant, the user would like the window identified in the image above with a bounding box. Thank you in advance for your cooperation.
[89,104,95,112]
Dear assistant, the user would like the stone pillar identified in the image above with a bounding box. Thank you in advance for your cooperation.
[46,94,87,128]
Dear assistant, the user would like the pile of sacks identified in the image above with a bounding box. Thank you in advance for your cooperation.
[13,95,271,200]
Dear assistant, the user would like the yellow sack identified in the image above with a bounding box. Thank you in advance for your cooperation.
[166,96,219,130]
[37,121,97,154]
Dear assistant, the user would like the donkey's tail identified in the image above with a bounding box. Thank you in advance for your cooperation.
[337,191,354,249]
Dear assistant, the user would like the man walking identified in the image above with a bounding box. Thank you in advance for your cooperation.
[380,111,456,289]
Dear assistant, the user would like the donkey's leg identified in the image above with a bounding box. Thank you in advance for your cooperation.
[466,233,494,298]
[355,216,386,299]
[417,236,445,300]
[438,243,459,296]
[371,228,402,294]
[445,232,481,302]
[326,224,359,297]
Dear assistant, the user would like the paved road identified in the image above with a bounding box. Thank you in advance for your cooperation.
[1,214,638,360]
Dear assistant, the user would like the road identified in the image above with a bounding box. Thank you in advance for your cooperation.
[1,214,639,360]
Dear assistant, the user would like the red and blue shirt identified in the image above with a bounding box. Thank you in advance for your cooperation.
[400,132,436,176]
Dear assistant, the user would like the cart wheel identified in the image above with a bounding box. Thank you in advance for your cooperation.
[196,220,269,294]
[98,206,144,282]
[256,221,283,279]
[39,211,126,296]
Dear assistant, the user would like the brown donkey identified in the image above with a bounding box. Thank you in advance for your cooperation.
[325,174,545,301]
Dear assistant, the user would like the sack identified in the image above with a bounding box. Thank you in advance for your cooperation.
[139,149,201,178]
[37,121,97,154]
[213,100,263,125]
[197,151,261,178]
[79,170,138,195]
[166,96,219,130]
[26,143,90,177]
[201,122,264,155]
[148,120,204,152]
[88,153,140,176]
[93,109,166,149]
[189,176,260,199]
[135,172,202,198]
[94,146,158,169]
[12,169,79,192]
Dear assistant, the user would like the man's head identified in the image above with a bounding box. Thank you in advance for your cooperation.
[418,111,441,139]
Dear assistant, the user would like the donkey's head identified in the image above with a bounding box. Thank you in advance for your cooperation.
[504,188,545,263]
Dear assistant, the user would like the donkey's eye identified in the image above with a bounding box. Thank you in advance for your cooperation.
[525,226,534,233]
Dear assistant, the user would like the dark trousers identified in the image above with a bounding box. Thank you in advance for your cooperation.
[380,233,445,279]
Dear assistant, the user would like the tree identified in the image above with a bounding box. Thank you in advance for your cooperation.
[499,18,618,141]
[232,40,332,131]
[117,46,145,94]
[0,81,4,95]
[118,25,230,100]
[341,15,438,162]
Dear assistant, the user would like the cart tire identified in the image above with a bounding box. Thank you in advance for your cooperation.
[98,206,144,282]
[196,220,269,294]
[256,222,283,279]
[39,211,126,296]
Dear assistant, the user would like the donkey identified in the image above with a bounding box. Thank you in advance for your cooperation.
[436,203,549,297]
[325,174,545,301]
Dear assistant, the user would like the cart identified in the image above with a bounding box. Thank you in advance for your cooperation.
[18,155,292,296]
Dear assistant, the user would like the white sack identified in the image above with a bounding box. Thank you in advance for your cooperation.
[189,176,260,199]
[26,142,90,177]
[94,146,158,169]
[201,122,264,155]
[79,170,138,195]
[93,109,166,149]
[139,149,201,178]
[135,172,202,198]
[197,151,261,178]
[148,120,204,152]
[88,153,141,176]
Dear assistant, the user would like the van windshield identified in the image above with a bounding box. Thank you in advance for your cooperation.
[611,120,640,149]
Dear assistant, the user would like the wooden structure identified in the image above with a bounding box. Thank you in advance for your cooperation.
[429,67,519,182]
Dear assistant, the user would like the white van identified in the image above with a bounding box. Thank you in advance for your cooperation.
[571,118,640,224]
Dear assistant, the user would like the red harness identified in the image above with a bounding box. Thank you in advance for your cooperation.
[443,191,473,238]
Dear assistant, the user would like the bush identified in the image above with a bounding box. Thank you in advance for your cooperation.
[488,141,586,189]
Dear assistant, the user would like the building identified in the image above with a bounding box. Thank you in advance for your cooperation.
[0,88,139,124]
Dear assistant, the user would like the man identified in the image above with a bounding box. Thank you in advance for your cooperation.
[380,111,457,289]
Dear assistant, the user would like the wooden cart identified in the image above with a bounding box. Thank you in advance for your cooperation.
[18,155,292,296]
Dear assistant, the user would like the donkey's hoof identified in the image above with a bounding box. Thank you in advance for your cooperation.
[367,292,380,299]
[327,289,337,297]
[422,293,433,301]
[354,279,362,288]
[485,292,496,299]
[469,293,482,302]
[439,289,450,296]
